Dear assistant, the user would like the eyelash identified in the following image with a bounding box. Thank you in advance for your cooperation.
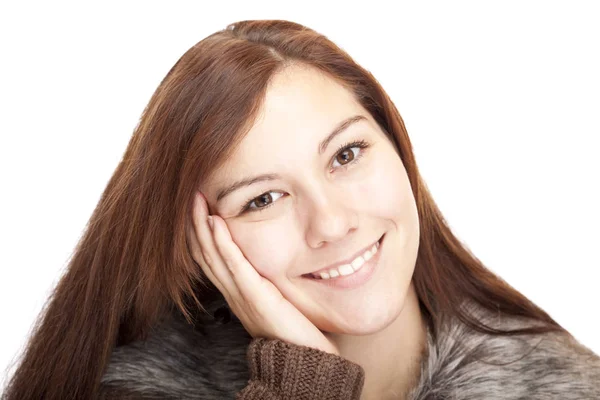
[239,139,370,214]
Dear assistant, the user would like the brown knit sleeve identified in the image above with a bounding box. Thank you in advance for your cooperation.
[236,338,365,400]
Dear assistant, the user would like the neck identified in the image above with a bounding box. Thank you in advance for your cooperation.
[326,282,428,400]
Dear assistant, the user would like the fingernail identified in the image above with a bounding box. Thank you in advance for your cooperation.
[207,216,214,231]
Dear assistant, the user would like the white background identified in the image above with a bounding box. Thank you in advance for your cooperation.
[1,1,598,389]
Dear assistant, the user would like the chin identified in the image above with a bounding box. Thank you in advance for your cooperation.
[316,297,405,336]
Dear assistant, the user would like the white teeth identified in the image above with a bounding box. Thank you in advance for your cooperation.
[351,257,365,270]
[338,264,354,276]
[312,238,381,280]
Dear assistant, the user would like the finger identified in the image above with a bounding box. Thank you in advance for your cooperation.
[185,221,224,292]
[188,199,253,326]
[190,192,239,297]
[188,193,229,295]
[210,214,276,308]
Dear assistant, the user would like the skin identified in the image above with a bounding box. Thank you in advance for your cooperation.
[189,63,428,399]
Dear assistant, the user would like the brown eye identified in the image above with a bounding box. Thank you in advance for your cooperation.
[242,191,284,213]
[336,148,355,165]
[240,140,369,215]
[255,193,273,208]
[332,142,367,169]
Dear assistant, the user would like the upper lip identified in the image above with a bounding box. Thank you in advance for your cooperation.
[305,235,383,276]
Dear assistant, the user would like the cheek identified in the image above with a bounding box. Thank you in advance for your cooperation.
[228,221,294,278]
[383,160,415,215]
[351,150,413,217]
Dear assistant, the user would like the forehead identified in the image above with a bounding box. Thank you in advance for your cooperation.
[207,64,375,186]
[252,64,368,142]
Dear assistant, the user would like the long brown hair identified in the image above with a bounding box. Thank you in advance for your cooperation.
[3,20,566,400]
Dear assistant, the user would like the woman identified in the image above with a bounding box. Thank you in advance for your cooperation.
[4,19,599,400]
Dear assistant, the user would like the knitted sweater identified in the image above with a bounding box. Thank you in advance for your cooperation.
[99,297,600,399]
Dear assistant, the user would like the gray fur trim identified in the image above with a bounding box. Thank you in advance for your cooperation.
[101,299,600,399]
[101,298,251,399]
[407,302,600,399]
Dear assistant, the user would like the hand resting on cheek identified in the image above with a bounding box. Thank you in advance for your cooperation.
[187,191,340,356]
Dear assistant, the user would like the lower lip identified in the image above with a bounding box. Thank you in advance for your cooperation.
[303,234,385,290]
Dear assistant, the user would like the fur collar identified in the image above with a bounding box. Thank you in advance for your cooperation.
[101,298,600,399]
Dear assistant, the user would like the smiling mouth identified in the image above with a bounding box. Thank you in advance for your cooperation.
[302,234,384,280]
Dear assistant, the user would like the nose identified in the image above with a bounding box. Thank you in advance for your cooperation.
[304,186,359,248]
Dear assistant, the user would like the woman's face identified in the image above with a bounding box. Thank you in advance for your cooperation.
[200,64,420,335]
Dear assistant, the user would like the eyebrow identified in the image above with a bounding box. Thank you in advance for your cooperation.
[215,114,368,203]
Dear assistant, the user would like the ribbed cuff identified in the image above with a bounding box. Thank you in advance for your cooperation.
[238,338,365,400]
